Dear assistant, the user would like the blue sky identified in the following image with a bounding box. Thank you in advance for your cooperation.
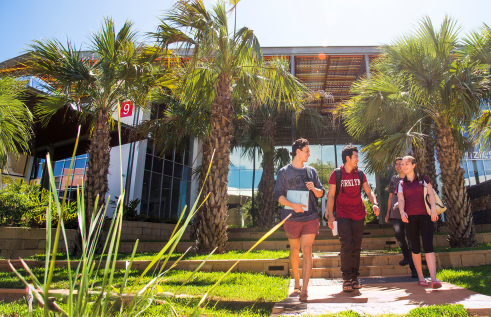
[0,0,490,63]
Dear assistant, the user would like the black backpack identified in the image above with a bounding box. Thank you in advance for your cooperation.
[323,168,364,222]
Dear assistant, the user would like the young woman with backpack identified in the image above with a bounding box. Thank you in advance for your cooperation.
[397,156,442,289]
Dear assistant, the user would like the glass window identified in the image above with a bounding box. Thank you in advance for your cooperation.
[175,151,183,165]
[183,166,191,181]
[74,159,86,171]
[229,149,241,170]
[161,177,172,218]
[145,154,153,171]
[228,170,240,189]
[484,160,491,181]
[239,170,255,190]
[152,157,163,174]
[148,172,162,217]
[140,171,151,215]
[308,145,322,165]
[147,139,153,154]
[184,151,190,166]
[466,161,477,186]
[475,160,485,183]
[164,160,173,176]
[54,161,64,176]
[174,163,183,179]
[171,178,181,217]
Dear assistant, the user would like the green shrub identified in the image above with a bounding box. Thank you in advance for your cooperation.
[0,181,77,228]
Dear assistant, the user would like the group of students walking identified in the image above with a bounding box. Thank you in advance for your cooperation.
[274,138,441,302]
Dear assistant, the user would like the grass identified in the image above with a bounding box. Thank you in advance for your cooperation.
[0,298,275,317]
[0,301,471,317]
[25,249,291,262]
[0,268,289,301]
[437,265,491,296]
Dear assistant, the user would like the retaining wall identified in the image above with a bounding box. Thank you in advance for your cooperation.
[0,227,77,259]
[104,221,192,241]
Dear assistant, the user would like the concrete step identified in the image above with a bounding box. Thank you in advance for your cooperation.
[116,232,491,253]
[294,264,414,279]
[298,254,409,268]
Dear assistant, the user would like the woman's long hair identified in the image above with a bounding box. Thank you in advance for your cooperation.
[402,155,420,184]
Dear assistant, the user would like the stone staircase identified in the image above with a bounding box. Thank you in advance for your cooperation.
[295,253,415,278]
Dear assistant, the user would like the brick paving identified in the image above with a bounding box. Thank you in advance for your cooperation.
[271,277,491,316]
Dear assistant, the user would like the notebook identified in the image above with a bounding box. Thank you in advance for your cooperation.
[284,190,309,211]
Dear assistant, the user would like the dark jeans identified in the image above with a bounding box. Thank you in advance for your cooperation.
[405,215,434,254]
[391,218,416,273]
[337,217,364,281]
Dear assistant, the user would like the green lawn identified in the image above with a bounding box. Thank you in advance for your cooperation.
[437,265,491,296]
[26,249,291,262]
[0,301,471,317]
[0,268,289,302]
[0,298,275,317]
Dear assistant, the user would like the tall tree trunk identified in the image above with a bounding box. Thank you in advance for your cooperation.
[195,74,233,253]
[435,120,475,247]
[85,109,111,220]
[73,109,110,255]
[258,151,275,227]
[257,116,276,228]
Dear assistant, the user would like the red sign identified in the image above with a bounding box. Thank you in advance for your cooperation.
[120,101,133,117]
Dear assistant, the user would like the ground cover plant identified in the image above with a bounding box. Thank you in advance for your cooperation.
[0,180,77,228]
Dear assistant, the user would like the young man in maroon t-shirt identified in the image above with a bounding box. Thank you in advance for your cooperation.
[326,144,380,292]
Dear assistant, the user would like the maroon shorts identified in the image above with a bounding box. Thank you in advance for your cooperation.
[283,219,320,239]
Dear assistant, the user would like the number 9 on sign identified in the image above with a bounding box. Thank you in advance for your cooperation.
[120,101,133,118]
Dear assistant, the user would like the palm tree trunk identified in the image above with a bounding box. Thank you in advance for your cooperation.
[435,120,475,247]
[85,109,111,235]
[257,116,276,228]
[195,74,233,253]
[258,151,275,227]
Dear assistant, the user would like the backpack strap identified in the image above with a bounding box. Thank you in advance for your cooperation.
[358,170,364,192]
[334,168,342,213]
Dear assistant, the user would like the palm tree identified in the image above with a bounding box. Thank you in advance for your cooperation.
[154,0,307,252]
[343,16,491,247]
[459,23,491,151]
[0,76,32,186]
[27,18,170,239]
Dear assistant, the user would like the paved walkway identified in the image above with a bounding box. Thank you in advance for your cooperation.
[271,276,491,316]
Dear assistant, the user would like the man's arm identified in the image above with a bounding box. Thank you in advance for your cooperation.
[362,182,380,216]
[385,193,393,223]
[326,184,336,229]
[305,169,326,198]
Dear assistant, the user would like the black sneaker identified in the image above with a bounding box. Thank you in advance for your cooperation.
[399,258,410,266]
[411,271,418,278]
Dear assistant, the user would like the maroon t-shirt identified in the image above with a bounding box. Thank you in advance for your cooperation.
[328,164,368,221]
[397,175,430,216]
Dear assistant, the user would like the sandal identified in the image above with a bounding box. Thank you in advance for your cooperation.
[351,279,362,289]
[418,280,429,287]
[342,280,353,292]
[431,281,442,289]
[299,290,308,302]
[293,286,302,294]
